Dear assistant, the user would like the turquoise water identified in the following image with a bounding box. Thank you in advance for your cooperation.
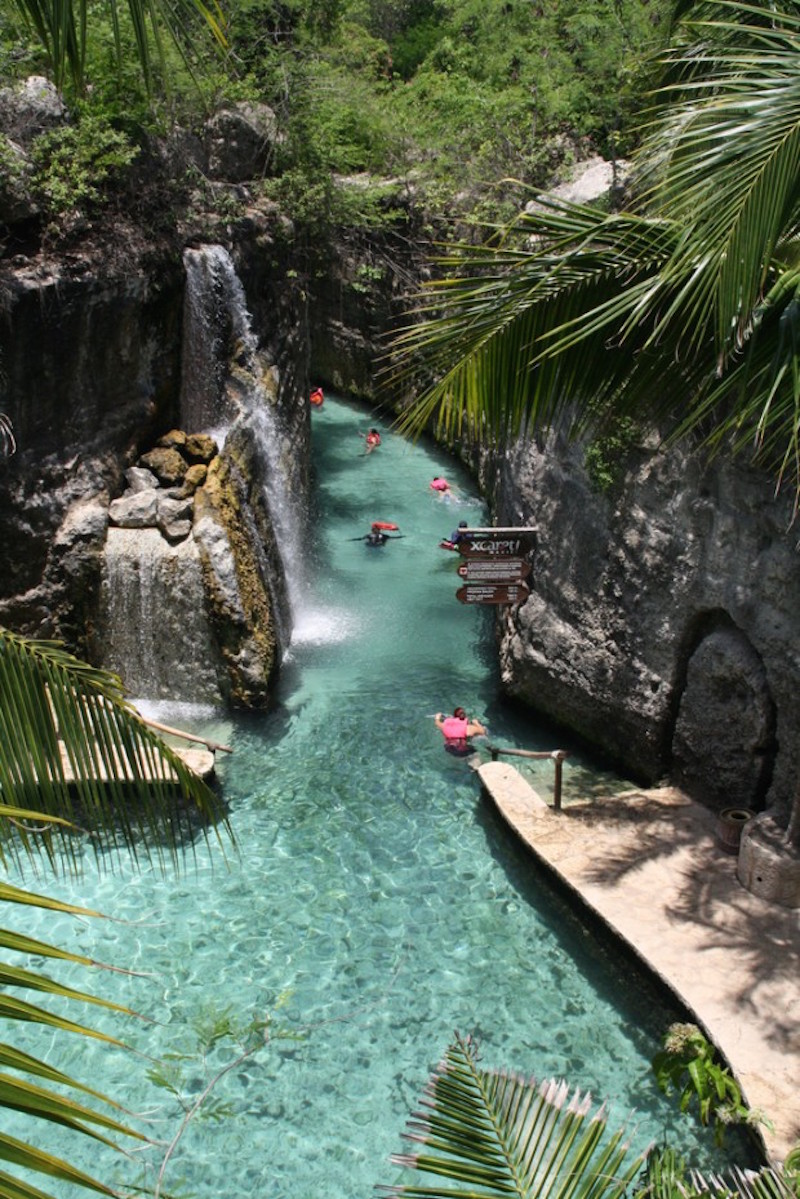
[8,395,750,1197]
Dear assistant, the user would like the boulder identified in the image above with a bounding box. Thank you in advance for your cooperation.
[182,463,208,494]
[157,428,188,452]
[0,136,37,224]
[139,446,188,486]
[205,102,280,182]
[185,432,218,464]
[0,75,67,144]
[109,489,158,527]
[125,466,159,492]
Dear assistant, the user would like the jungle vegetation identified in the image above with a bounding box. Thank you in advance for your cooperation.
[0,0,673,228]
[393,0,800,516]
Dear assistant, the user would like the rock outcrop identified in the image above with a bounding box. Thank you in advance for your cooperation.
[493,431,798,824]
[0,223,308,705]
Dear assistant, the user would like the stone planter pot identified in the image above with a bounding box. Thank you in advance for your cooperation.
[716,806,756,855]
[737,812,800,907]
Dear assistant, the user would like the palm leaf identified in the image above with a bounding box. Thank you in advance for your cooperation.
[0,885,149,1198]
[0,634,235,1198]
[0,626,231,873]
[389,202,703,446]
[7,0,227,93]
[389,1,800,501]
[379,1033,647,1199]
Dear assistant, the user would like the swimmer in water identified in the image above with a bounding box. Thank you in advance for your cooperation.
[434,707,486,757]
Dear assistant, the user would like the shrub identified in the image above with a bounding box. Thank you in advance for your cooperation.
[30,111,139,217]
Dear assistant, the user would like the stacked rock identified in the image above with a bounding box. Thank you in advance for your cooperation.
[108,430,218,543]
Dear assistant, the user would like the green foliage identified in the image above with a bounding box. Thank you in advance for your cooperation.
[6,0,228,95]
[652,1023,772,1148]
[784,1146,800,1196]
[382,1031,650,1199]
[584,416,639,493]
[29,111,139,217]
[635,1145,700,1199]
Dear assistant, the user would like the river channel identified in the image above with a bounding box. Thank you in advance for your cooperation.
[8,394,747,1197]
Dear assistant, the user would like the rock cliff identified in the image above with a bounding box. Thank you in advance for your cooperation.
[492,431,798,822]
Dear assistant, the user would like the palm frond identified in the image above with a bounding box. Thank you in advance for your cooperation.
[388,0,800,502]
[379,1033,647,1199]
[0,885,149,1198]
[389,202,703,446]
[0,627,231,874]
[8,0,227,93]
[639,4,800,360]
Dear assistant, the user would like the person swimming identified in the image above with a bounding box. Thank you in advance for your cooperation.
[362,429,381,455]
[350,521,403,547]
[310,387,324,407]
[450,521,472,546]
[434,707,486,756]
[430,476,451,496]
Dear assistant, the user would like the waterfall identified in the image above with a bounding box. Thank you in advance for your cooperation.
[99,245,305,706]
[101,529,224,704]
[180,245,255,436]
[181,245,307,626]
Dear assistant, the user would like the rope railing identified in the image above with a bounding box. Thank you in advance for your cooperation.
[485,745,569,811]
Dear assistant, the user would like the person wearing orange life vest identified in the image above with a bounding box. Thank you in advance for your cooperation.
[310,387,324,407]
[434,707,486,757]
[349,521,403,548]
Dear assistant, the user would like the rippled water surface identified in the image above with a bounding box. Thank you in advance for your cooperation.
[9,396,747,1197]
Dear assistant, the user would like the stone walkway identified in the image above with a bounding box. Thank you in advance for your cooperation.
[477,761,800,1165]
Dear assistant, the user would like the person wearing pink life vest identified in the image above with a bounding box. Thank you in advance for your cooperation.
[429,476,451,496]
[434,707,487,757]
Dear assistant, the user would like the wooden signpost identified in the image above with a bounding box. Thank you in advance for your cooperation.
[453,527,536,607]
[456,582,531,606]
[458,533,535,559]
[457,559,531,583]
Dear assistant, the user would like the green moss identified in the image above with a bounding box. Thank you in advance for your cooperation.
[196,456,277,705]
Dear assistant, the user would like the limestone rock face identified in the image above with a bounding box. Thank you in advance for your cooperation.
[494,432,799,820]
[1,224,308,708]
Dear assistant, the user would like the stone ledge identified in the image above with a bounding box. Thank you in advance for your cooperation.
[477,760,550,825]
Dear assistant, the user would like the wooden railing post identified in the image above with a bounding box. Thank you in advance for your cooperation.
[480,744,569,810]
[552,751,566,812]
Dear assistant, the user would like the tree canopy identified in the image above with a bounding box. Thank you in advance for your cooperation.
[391,0,800,509]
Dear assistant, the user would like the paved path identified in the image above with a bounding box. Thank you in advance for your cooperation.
[478,761,800,1165]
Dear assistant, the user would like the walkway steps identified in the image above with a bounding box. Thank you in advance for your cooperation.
[478,763,800,1166]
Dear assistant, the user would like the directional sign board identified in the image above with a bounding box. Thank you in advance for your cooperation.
[458,533,535,558]
[456,582,531,606]
[457,559,531,583]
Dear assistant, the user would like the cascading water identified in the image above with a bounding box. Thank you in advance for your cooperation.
[181,244,307,631]
[101,528,224,703]
[100,245,307,705]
